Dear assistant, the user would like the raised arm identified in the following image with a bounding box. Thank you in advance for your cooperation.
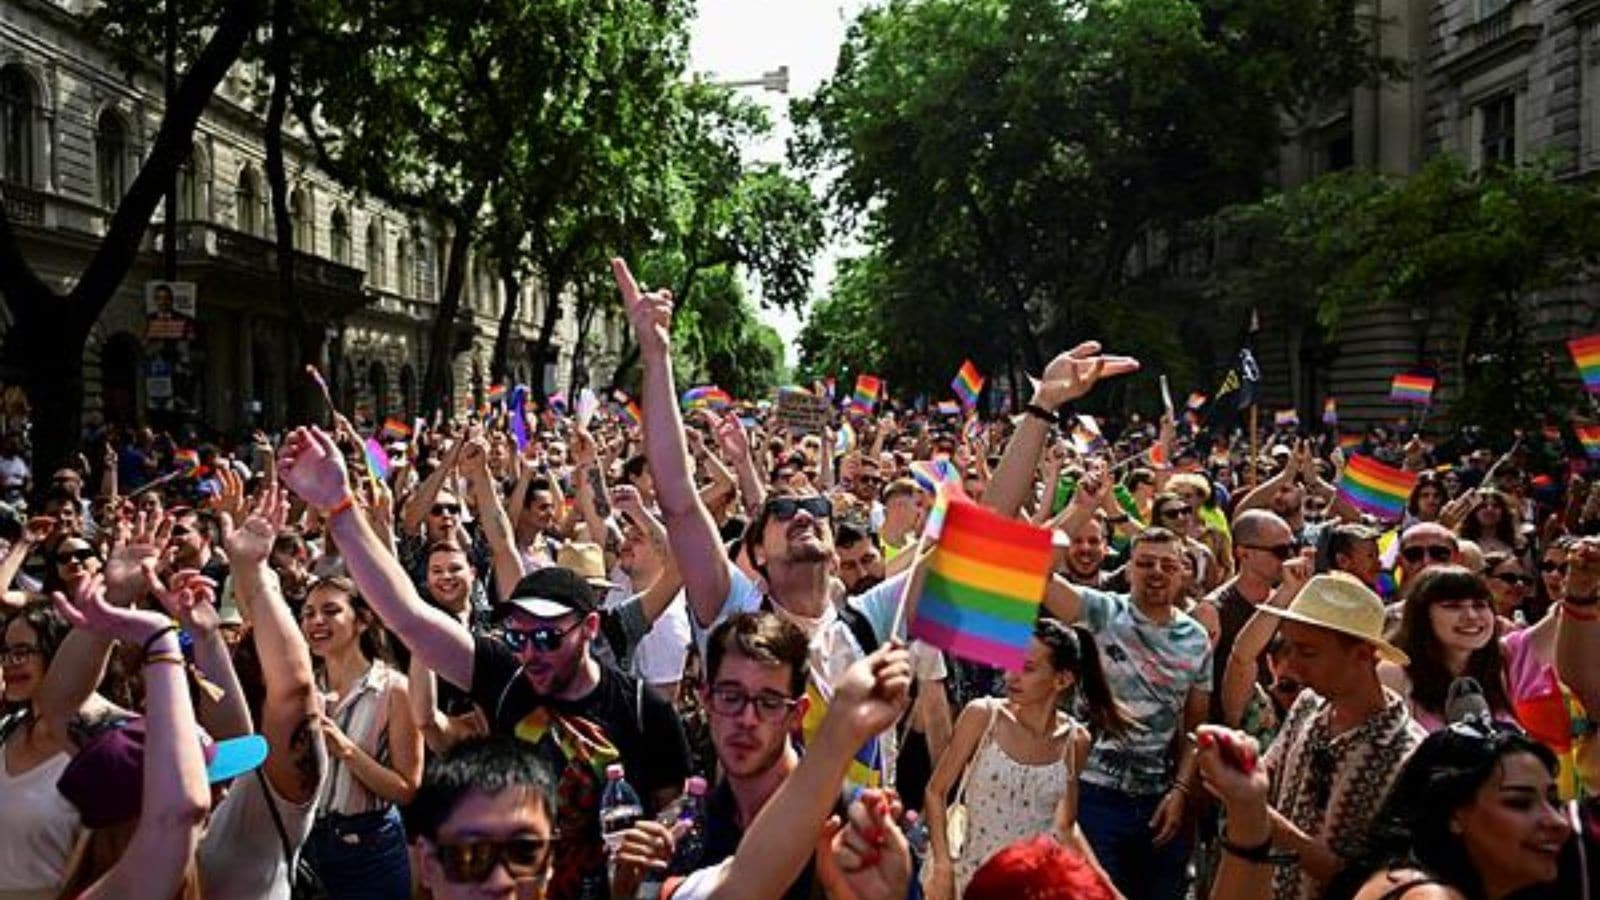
[1221,558,1307,726]
[400,439,462,537]
[1556,537,1600,711]
[278,427,476,691]
[616,258,730,627]
[220,489,324,803]
[712,411,765,518]
[150,568,252,739]
[459,437,525,600]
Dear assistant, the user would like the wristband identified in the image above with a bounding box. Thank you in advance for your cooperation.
[1218,834,1284,864]
[323,493,357,521]
[140,625,179,661]
[142,652,187,669]
[1023,404,1058,427]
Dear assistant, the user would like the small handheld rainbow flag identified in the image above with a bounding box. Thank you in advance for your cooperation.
[909,458,962,494]
[1070,415,1106,455]
[363,437,391,481]
[621,399,642,428]
[935,399,961,417]
[682,386,733,411]
[381,417,412,440]
[910,497,1053,671]
[1578,424,1600,460]
[1568,334,1600,393]
[1338,433,1365,451]
[485,384,507,407]
[1390,372,1435,405]
[852,375,882,411]
[951,360,985,409]
[1274,409,1300,429]
[1337,455,1418,520]
[173,448,201,476]
[1321,398,1338,426]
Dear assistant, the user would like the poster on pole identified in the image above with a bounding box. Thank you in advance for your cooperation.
[144,281,197,342]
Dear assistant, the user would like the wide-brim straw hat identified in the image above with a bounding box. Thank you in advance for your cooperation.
[1258,572,1409,666]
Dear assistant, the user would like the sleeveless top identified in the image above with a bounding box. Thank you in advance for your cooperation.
[951,703,1080,895]
[318,661,401,816]
[0,720,80,895]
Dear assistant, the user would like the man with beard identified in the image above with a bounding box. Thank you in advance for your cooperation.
[834,523,885,593]
[275,426,690,900]
[171,506,229,590]
[1057,514,1114,588]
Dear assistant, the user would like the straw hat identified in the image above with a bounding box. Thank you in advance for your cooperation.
[555,541,616,589]
[1258,572,1409,665]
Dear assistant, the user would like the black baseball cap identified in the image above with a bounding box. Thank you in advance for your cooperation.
[496,567,598,620]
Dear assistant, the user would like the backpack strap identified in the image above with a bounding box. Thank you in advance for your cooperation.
[838,603,880,657]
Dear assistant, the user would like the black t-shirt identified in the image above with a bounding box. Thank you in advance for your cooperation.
[689,779,819,900]
[467,633,691,803]
[1204,581,1273,723]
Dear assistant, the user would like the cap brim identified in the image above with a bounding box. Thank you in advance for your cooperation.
[506,597,579,618]
[1257,606,1410,666]
[208,734,268,783]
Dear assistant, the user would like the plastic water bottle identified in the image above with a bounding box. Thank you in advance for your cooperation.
[903,810,929,864]
[635,776,709,899]
[599,764,644,854]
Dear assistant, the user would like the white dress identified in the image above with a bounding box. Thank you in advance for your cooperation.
[950,703,1079,896]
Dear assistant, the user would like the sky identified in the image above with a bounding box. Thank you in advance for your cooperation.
[688,0,870,366]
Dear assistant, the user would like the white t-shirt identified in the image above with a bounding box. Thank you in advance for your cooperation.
[0,456,28,490]
[0,740,78,894]
[603,575,693,687]
[197,764,322,900]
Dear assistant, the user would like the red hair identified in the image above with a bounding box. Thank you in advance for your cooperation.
[963,836,1116,900]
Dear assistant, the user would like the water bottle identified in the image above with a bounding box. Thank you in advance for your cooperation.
[599,764,644,854]
[635,776,709,899]
[903,810,929,864]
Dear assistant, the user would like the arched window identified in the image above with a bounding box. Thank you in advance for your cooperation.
[95,110,127,209]
[330,207,350,264]
[365,220,385,288]
[289,187,311,250]
[0,66,36,186]
[178,143,209,220]
[395,238,412,296]
[236,166,264,236]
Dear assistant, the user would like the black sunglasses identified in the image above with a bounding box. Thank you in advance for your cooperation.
[1489,571,1534,588]
[433,836,553,883]
[55,547,96,565]
[1538,560,1568,574]
[1160,506,1194,519]
[1401,545,1454,564]
[765,496,832,522]
[500,620,582,654]
[1243,543,1296,561]
[431,503,461,517]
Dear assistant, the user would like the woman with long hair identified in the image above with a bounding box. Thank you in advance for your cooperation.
[39,537,100,600]
[1406,472,1448,526]
[1481,551,1534,626]
[1332,727,1570,900]
[300,576,423,900]
[1458,490,1523,560]
[923,619,1130,900]
[1379,566,1517,732]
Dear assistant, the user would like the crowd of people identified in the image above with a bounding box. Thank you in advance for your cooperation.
[0,263,1595,900]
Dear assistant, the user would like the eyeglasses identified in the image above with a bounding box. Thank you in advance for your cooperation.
[55,547,96,565]
[765,496,832,522]
[708,685,799,721]
[1242,543,1296,561]
[0,644,42,666]
[1401,545,1454,564]
[433,836,553,883]
[1489,572,1533,588]
[431,504,461,517]
[500,620,581,654]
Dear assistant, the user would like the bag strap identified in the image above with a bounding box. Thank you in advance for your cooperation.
[953,701,1000,808]
[255,767,297,872]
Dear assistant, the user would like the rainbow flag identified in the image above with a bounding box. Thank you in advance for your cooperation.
[682,385,733,411]
[621,400,642,428]
[173,448,201,476]
[1569,334,1600,393]
[1274,409,1299,429]
[486,383,507,407]
[1578,424,1600,460]
[1322,398,1338,426]
[852,375,882,411]
[1070,415,1106,455]
[910,498,1053,671]
[1338,433,1365,451]
[381,417,412,440]
[951,360,985,409]
[1390,373,1435,405]
[935,399,962,417]
[909,458,962,494]
[363,437,391,481]
[1337,455,1418,520]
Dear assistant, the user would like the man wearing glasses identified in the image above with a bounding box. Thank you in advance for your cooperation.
[1384,524,1461,629]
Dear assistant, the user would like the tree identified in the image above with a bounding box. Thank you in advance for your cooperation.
[0,0,264,477]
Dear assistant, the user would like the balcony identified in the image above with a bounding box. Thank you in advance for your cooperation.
[1438,0,1542,81]
[1,182,46,226]
[149,220,369,318]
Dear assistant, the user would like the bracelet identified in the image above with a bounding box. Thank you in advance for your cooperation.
[142,652,187,669]
[1562,600,1600,621]
[140,625,179,661]
[1023,404,1058,427]
[1218,834,1281,865]
[323,493,357,521]
[1170,781,1193,798]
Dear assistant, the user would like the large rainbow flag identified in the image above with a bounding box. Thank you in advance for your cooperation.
[1578,424,1600,460]
[910,498,1053,671]
[951,360,984,409]
[1337,455,1418,520]
[1569,334,1600,393]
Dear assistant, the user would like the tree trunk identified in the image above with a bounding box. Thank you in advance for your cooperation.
[528,259,568,398]
[489,261,521,386]
[420,189,485,420]
[0,0,261,477]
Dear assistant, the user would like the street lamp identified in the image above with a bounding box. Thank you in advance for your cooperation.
[705,66,790,94]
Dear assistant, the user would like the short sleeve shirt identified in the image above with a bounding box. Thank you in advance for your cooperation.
[1076,587,1214,797]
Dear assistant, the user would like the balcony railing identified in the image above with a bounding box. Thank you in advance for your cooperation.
[150,220,366,293]
[0,182,46,226]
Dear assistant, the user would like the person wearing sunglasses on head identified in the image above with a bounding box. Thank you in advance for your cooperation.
[409,737,560,900]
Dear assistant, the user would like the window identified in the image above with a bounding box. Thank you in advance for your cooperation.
[1325,132,1354,172]
[178,145,208,220]
[0,67,34,185]
[95,111,127,208]
[366,221,384,288]
[1480,94,1516,167]
[396,238,412,296]
[289,188,311,250]
[236,167,262,236]
[330,208,350,264]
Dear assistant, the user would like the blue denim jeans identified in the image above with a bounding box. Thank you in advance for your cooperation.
[303,806,412,900]
[1077,781,1192,900]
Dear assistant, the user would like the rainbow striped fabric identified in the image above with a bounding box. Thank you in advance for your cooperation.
[852,375,882,411]
[910,498,1053,671]
[1569,334,1600,393]
[1390,373,1435,405]
[682,385,733,411]
[173,448,201,475]
[1274,409,1299,429]
[486,383,507,406]
[951,360,985,409]
[1578,424,1600,460]
[935,400,962,416]
[363,437,391,481]
[1322,398,1338,426]
[381,417,412,439]
[1337,455,1418,520]
[1338,433,1365,451]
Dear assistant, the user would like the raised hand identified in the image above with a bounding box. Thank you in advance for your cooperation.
[52,572,173,646]
[458,436,492,485]
[213,464,248,524]
[1031,341,1141,410]
[609,819,677,899]
[276,427,351,511]
[829,644,913,744]
[817,789,912,900]
[104,511,173,607]
[221,487,289,567]
[1567,536,1600,599]
[149,567,221,637]
[614,257,673,360]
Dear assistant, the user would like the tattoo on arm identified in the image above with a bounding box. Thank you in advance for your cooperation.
[588,466,611,518]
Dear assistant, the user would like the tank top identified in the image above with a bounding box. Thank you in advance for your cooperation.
[0,724,81,895]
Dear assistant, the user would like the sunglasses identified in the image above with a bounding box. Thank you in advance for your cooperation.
[500,619,581,654]
[1243,543,1296,561]
[1489,571,1534,588]
[1401,545,1454,564]
[1160,506,1194,519]
[433,836,553,883]
[708,685,799,721]
[0,644,42,666]
[55,547,96,565]
[169,525,192,538]
[431,504,461,517]
[765,496,832,522]
[1538,560,1568,574]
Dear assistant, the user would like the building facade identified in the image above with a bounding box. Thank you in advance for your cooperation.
[0,0,625,436]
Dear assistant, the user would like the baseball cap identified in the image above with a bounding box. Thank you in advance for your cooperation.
[497,567,598,620]
[57,717,269,828]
